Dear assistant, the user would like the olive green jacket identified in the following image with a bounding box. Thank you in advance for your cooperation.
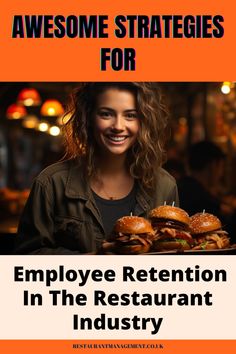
[15,159,179,254]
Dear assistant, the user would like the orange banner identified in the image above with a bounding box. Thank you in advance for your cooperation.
[1,340,236,354]
[0,0,235,80]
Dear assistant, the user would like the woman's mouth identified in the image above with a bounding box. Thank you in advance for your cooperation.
[105,135,128,143]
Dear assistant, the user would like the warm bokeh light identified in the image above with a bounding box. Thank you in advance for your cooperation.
[221,82,231,95]
[6,103,27,119]
[179,117,187,125]
[38,121,49,132]
[40,99,64,116]
[22,115,39,129]
[49,126,61,136]
[17,88,41,106]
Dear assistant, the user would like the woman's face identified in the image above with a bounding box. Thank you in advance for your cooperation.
[93,88,140,157]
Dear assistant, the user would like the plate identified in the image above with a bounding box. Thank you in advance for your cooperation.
[146,247,236,255]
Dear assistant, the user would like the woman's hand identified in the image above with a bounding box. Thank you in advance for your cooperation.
[96,241,116,254]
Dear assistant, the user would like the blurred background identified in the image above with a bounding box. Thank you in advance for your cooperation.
[1,82,236,252]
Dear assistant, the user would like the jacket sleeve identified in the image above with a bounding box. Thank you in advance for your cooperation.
[14,179,81,255]
[156,168,180,207]
[166,182,180,207]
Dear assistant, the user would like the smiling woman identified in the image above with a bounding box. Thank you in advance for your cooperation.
[15,82,179,254]
[93,88,139,158]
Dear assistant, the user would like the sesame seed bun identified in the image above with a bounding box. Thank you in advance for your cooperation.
[189,212,222,235]
[114,216,154,234]
[149,205,190,226]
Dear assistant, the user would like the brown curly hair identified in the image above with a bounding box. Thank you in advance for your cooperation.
[63,82,169,190]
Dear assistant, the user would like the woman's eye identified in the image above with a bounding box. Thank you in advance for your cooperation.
[125,113,138,119]
[98,111,112,118]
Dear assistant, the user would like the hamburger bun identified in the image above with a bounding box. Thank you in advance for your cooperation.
[114,216,154,234]
[149,205,192,252]
[193,242,219,251]
[190,213,222,235]
[149,205,190,226]
[153,240,191,252]
[111,216,154,254]
[115,242,151,255]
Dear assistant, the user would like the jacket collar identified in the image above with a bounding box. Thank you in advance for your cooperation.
[64,159,153,213]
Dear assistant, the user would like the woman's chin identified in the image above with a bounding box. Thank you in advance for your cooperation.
[100,142,129,155]
[105,146,128,156]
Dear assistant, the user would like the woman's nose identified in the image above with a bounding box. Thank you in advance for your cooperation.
[112,116,125,130]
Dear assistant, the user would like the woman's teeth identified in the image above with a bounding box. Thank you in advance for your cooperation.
[107,136,127,142]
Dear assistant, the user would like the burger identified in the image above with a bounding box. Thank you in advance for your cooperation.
[149,205,193,251]
[109,216,155,254]
[190,212,230,250]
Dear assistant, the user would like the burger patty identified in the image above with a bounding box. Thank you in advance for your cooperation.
[153,239,191,251]
[151,227,193,252]
[151,218,188,230]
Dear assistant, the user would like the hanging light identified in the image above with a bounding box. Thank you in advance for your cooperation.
[17,88,41,106]
[221,82,232,95]
[38,121,49,132]
[22,115,39,129]
[49,126,61,136]
[40,99,64,117]
[6,103,27,119]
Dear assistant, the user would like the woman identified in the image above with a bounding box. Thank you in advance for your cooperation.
[15,82,179,254]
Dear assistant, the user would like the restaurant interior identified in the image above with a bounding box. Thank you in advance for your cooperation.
[1,81,236,254]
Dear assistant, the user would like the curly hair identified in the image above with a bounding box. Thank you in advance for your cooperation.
[63,82,169,191]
